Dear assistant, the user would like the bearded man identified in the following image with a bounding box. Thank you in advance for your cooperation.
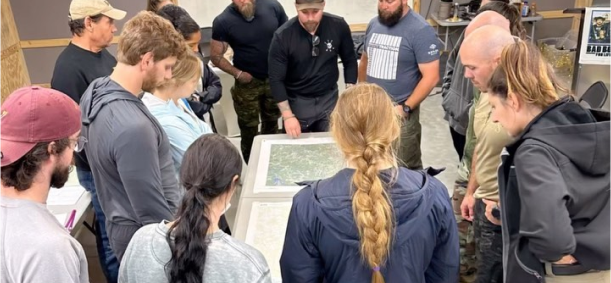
[268,0,358,138]
[211,0,288,163]
[358,0,440,170]
[79,11,186,262]
[0,86,89,282]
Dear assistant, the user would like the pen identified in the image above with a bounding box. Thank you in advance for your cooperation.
[64,209,76,231]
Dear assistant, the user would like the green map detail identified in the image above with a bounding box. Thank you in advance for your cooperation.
[266,143,345,186]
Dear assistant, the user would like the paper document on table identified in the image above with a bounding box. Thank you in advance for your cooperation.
[53,213,68,225]
[254,137,345,193]
[245,201,293,281]
[47,186,86,206]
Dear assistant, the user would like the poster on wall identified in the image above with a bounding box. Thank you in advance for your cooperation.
[579,7,611,65]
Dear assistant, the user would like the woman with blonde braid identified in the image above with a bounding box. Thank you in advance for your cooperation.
[485,41,610,282]
[280,83,459,283]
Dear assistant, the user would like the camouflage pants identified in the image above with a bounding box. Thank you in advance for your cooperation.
[231,78,280,163]
[452,182,478,283]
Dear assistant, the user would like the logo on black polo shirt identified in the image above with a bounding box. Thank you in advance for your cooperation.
[325,39,334,52]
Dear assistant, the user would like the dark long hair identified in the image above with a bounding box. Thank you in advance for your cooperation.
[165,134,243,283]
[478,1,527,39]
[157,4,200,41]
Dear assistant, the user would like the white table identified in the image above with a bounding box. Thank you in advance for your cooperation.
[47,171,93,237]
[430,13,544,52]
[232,132,339,282]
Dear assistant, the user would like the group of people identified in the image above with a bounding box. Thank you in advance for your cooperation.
[0,0,609,283]
[440,1,610,283]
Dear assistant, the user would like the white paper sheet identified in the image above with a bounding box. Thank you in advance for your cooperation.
[245,201,293,281]
[253,137,345,193]
[47,186,86,206]
[579,8,611,65]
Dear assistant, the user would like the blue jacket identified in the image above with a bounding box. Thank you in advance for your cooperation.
[280,167,459,283]
[142,93,213,174]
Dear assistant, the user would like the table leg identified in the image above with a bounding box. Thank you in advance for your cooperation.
[445,26,450,51]
[531,22,536,42]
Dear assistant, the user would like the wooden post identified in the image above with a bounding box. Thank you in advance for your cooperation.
[1,0,31,102]
[572,0,593,30]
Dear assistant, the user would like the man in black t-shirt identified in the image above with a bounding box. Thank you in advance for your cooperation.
[211,0,288,163]
[50,0,125,281]
[269,0,358,138]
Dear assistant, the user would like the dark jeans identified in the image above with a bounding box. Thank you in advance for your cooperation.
[450,126,466,161]
[77,168,119,283]
[106,223,140,262]
[298,115,330,133]
[397,107,423,170]
[474,199,503,283]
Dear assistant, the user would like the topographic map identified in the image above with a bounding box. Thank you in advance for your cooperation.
[245,201,293,283]
[266,143,344,186]
[254,137,345,192]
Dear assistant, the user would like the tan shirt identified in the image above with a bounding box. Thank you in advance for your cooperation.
[473,93,513,201]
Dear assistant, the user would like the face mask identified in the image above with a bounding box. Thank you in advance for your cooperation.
[221,202,232,215]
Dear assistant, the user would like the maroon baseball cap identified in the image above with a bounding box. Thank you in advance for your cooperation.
[1,86,81,167]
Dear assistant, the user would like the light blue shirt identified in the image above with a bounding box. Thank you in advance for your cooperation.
[142,93,213,174]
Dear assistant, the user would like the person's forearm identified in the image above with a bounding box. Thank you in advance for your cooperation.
[358,53,368,83]
[405,74,439,108]
[277,100,294,118]
[358,60,368,83]
[210,56,241,78]
[466,149,479,196]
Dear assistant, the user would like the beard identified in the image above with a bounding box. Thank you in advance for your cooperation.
[50,164,71,189]
[239,1,256,20]
[378,5,403,27]
[303,21,319,33]
[142,68,161,93]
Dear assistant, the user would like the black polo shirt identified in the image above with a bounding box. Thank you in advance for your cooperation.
[51,42,117,171]
[212,0,287,80]
[268,13,358,102]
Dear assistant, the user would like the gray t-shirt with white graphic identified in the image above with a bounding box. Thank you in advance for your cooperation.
[364,10,441,103]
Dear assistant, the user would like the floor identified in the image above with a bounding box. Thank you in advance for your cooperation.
[79,88,459,283]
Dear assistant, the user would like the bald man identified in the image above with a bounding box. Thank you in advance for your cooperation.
[442,11,511,283]
[458,25,515,283]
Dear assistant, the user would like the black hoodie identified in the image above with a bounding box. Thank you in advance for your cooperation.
[80,77,181,231]
[498,97,610,282]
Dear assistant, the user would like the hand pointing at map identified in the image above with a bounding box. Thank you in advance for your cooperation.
[284,116,301,138]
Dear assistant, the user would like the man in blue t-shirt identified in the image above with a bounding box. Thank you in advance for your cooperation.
[358,0,440,170]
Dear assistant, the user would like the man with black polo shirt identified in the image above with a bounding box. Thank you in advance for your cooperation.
[211,0,287,163]
[269,0,357,138]
[50,0,125,281]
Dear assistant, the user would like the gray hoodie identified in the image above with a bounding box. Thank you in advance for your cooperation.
[441,31,474,135]
[80,77,180,229]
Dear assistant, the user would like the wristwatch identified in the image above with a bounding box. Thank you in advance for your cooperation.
[402,104,412,114]
[491,204,501,220]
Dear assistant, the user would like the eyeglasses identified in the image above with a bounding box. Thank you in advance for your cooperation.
[71,136,88,153]
[312,35,320,57]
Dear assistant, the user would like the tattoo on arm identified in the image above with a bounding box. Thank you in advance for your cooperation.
[278,100,292,114]
[210,40,240,77]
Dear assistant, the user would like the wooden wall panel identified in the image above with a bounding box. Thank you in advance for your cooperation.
[1,0,30,102]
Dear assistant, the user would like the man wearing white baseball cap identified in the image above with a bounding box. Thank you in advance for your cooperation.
[51,0,126,281]
[69,0,126,22]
